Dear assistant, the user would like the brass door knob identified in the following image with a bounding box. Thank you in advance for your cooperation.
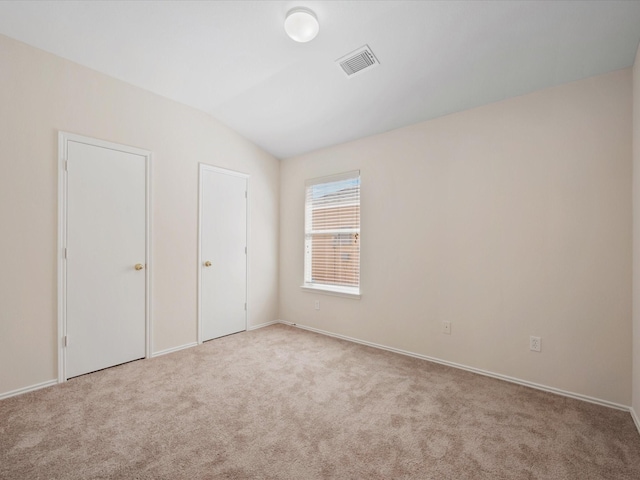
[135,263,144,271]
[204,261,212,267]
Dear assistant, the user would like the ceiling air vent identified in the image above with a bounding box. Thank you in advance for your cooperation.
[336,45,379,78]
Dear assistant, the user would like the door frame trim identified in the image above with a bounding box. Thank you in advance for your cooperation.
[57,132,152,383]
[197,163,250,344]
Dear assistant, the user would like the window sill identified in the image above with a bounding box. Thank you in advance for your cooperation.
[301,284,361,299]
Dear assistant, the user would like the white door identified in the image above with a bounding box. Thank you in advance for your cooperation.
[199,165,248,342]
[63,135,148,379]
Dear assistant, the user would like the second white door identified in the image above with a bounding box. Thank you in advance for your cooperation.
[199,165,248,342]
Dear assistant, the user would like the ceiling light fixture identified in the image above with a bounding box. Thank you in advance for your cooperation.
[284,7,319,43]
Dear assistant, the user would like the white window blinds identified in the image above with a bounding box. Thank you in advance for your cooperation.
[304,171,360,294]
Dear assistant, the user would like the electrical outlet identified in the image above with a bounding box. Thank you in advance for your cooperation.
[530,336,541,352]
[314,300,320,310]
[442,321,451,335]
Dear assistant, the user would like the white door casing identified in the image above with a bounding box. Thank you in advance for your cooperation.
[198,164,248,342]
[58,132,151,381]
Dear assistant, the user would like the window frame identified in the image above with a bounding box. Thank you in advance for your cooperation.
[301,170,361,298]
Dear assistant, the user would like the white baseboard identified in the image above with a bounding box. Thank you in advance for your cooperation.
[2,340,200,400]
[3,323,634,419]
[151,341,198,358]
[0,379,58,400]
[248,320,280,331]
[631,407,640,436]
[278,320,630,412]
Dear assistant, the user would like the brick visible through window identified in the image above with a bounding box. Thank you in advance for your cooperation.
[304,172,360,293]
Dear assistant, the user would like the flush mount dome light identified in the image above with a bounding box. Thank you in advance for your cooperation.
[284,7,319,43]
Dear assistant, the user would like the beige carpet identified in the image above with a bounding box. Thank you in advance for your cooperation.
[1,324,640,479]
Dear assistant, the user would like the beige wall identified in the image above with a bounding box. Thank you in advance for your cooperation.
[633,43,640,417]
[280,69,632,405]
[0,34,280,396]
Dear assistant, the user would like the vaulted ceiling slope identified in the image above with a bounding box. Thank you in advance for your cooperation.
[1,1,639,159]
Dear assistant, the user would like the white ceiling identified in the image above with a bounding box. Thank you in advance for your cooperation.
[1,1,639,159]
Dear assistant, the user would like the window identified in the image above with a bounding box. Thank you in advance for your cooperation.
[303,171,360,297]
